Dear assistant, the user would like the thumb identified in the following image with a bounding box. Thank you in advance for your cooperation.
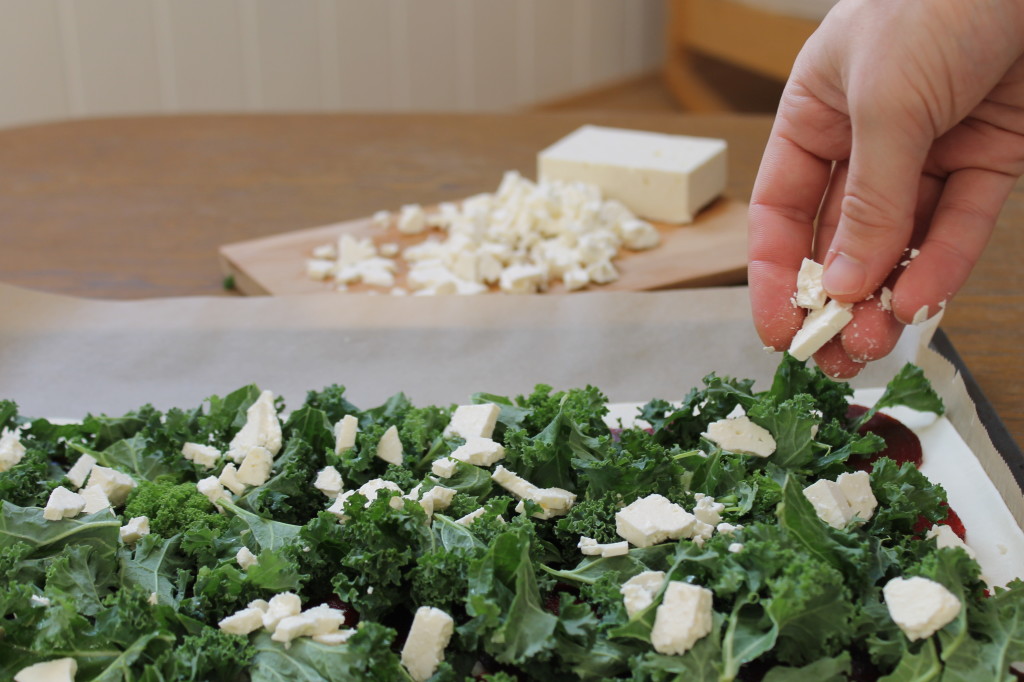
[822,122,929,301]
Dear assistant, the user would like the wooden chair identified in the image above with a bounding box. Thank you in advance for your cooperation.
[664,0,822,112]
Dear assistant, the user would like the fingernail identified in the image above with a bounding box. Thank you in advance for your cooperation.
[823,252,866,297]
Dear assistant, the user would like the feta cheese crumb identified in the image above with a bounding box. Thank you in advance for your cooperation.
[0,430,26,473]
[327,478,403,520]
[455,507,486,526]
[120,516,150,545]
[879,286,894,311]
[704,416,776,457]
[80,485,111,514]
[789,299,854,361]
[418,486,457,517]
[450,437,505,466]
[218,462,248,496]
[44,486,86,521]
[376,425,404,465]
[578,536,629,557]
[236,546,258,570]
[334,414,359,454]
[263,592,302,632]
[728,542,744,553]
[226,390,282,463]
[615,494,696,548]
[693,496,725,525]
[181,442,221,470]
[883,576,961,640]
[197,476,231,509]
[314,466,344,499]
[926,524,977,560]
[444,404,500,440]
[795,258,827,309]
[430,457,458,479]
[398,204,427,235]
[620,570,666,618]
[651,582,714,655]
[401,606,455,682]
[13,658,78,682]
[802,470,877,529]
[219,607,265,635]
[66,453,97,488]
[236,446,274,486]
[87,466,137,506]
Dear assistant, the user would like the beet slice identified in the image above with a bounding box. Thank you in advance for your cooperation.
[846,404,923,470]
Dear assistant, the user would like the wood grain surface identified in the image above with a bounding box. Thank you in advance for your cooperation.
[0,113,1020,445]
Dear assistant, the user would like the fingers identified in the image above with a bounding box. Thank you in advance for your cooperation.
[812,337,866,379]
[821,120,931,302]
[840,297,906,363]
[891,166,1013,323]
[748,128,834,350]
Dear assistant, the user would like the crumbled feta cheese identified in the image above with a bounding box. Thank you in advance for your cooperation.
[120,516,150,545]
[693,496,725,526]
[704,416,776,457]
[376,425,404,465]
[651,582,714,655]
[883,576,961,640]
[306,258,335,281]
[615,494,696,547]
[87,466,137,506]
[789,299,854,361]
[236,546,258,570]
[620,570,666,618]
[450,437,505,466]
[728,542,744,553]
[314,466,344,499]
[219,607,266,635]
[66,453,97,489]
[327,478,403,520]
[716,522,742,535]
[197,476,230,509]
[444,404,500,440]
[430,457,458,479]
[237,446,274,486]
[401,606,455,682]
[927,524,977,559]
[455,507,486,526]
[218,462,248,496]
[13,658,77,682]
[879,286,894,311]
[795,258,827,309]
[181,442,221,470]
[80,485,111,514]
[398,204,428,235]
[313,629,357,645]
[493,465,575,518]
[803,470,877,529]
[334,414,359,454]
[618,218,660,250]
[263,592,303,632]
[371,210,391,228]
[226,390,282,463]
[30,595,51,607]
[419,486,457,517]
[578,536,630,557]
[0,430,26,473]
[44,486,86,521]
[499,263,547,293]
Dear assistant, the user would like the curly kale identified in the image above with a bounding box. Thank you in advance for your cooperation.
[123,479,228,538]
[0,448,63,507]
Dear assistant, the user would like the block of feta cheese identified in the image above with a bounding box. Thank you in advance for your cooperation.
[578,536,630,557]
[86,466,137,506]
[181,442,221,470]
[237,446,274,486]
[0,430,26,473]
[226,390,282,463]
[219,607,266,635]
[218,463,248,496]
[14,658,78,682]
[80,485,111,514]
[120,515,150,545]
[883,576,961,640]
[401,606,455,682]
[314,466,344,499]
[703,416,776,457]
[651,582,715,655]
[789,299,854,362]
[802,470,878,529]
[795,258,827,309]
[43,486,86,521]
[376,425,404,465]
[615,494,696,548]
[450,437,505,466]
[538,125,727,224]
[444,404,501,440]
[620,570,666,618]
[66,453,97,488]
[334,414,359,454]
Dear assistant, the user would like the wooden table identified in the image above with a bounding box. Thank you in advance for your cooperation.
[0,113,1021,446]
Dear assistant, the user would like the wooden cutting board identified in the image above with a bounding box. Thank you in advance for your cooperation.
[218,196,749,296]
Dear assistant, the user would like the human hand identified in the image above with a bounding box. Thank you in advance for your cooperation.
[748,0,1024,377]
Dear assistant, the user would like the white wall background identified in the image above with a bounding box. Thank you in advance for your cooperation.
[0,0,667,129]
